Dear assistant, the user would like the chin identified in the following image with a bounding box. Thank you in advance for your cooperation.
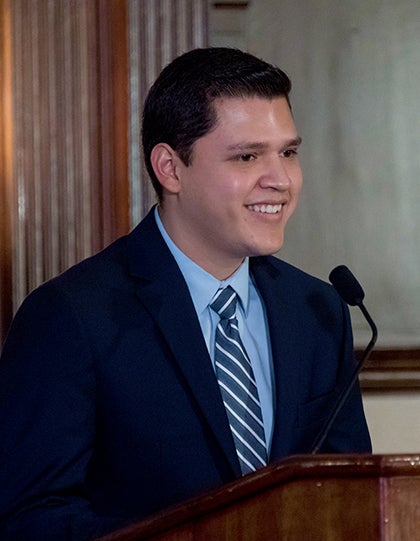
[249,241,284,258]
[265,236,285,254]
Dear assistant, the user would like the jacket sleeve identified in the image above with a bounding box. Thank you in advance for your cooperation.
[0,283,121,541]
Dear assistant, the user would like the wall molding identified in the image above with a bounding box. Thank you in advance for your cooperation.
[360,349,420,392]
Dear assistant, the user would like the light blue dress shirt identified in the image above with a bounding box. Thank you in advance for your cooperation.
[154,207,275,452]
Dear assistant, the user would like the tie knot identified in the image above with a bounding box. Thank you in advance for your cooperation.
[210,286,237,320]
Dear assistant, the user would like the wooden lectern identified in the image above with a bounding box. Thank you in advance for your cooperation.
[98,454,420,540]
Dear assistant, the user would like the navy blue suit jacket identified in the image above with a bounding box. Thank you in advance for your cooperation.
[0,208,371,540]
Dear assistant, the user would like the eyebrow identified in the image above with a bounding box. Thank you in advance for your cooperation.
[226,136,302,152]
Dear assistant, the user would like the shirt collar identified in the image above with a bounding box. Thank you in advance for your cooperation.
[154,206,250,315]
[220,260,250,315]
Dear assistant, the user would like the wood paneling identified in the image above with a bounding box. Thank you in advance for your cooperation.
[0,0,130,345]
[0,0,208,345]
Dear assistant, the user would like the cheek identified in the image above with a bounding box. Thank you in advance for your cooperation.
[295,179,303,199]
[291,169,303,197]
[285,173,302,218]
[223,176,256,209]
[206,177,246,212]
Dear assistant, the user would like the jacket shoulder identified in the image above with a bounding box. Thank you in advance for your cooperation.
[252,255,336,296]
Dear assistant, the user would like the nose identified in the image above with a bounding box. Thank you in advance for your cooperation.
[259,157,294,190]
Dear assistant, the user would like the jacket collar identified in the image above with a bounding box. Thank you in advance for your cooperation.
[250,257,305,459]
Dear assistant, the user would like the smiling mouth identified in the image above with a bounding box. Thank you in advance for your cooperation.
[247,204,283,214]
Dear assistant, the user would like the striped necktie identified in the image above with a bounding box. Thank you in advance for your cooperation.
[210,286,268,475]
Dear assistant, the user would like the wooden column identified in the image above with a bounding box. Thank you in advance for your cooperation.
[0,0,13,344]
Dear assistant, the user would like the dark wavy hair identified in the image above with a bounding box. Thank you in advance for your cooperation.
[142,47,292,201]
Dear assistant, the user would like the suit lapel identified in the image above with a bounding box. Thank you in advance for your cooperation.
[126,209,241,477]
[250,257,304,460]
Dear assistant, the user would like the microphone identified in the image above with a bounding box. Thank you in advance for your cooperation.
[311,265,378,454]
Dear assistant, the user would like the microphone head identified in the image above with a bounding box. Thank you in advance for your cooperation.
[329,265,365,306]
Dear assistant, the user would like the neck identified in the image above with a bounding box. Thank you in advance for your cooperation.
[158,206,245,280]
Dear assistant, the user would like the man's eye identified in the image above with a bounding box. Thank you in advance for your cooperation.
[282,149,298,158]
[239,154,255,162]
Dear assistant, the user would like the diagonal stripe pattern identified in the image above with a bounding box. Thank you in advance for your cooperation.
[210,286,267,475]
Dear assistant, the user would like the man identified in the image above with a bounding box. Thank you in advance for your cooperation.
[0,48,371,541]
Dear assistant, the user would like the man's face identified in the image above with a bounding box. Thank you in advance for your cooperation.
[160,96,302,279]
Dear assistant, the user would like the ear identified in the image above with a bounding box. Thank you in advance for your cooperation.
[150,143,182,194]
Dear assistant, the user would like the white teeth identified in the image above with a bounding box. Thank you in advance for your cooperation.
[248,204,282,214]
